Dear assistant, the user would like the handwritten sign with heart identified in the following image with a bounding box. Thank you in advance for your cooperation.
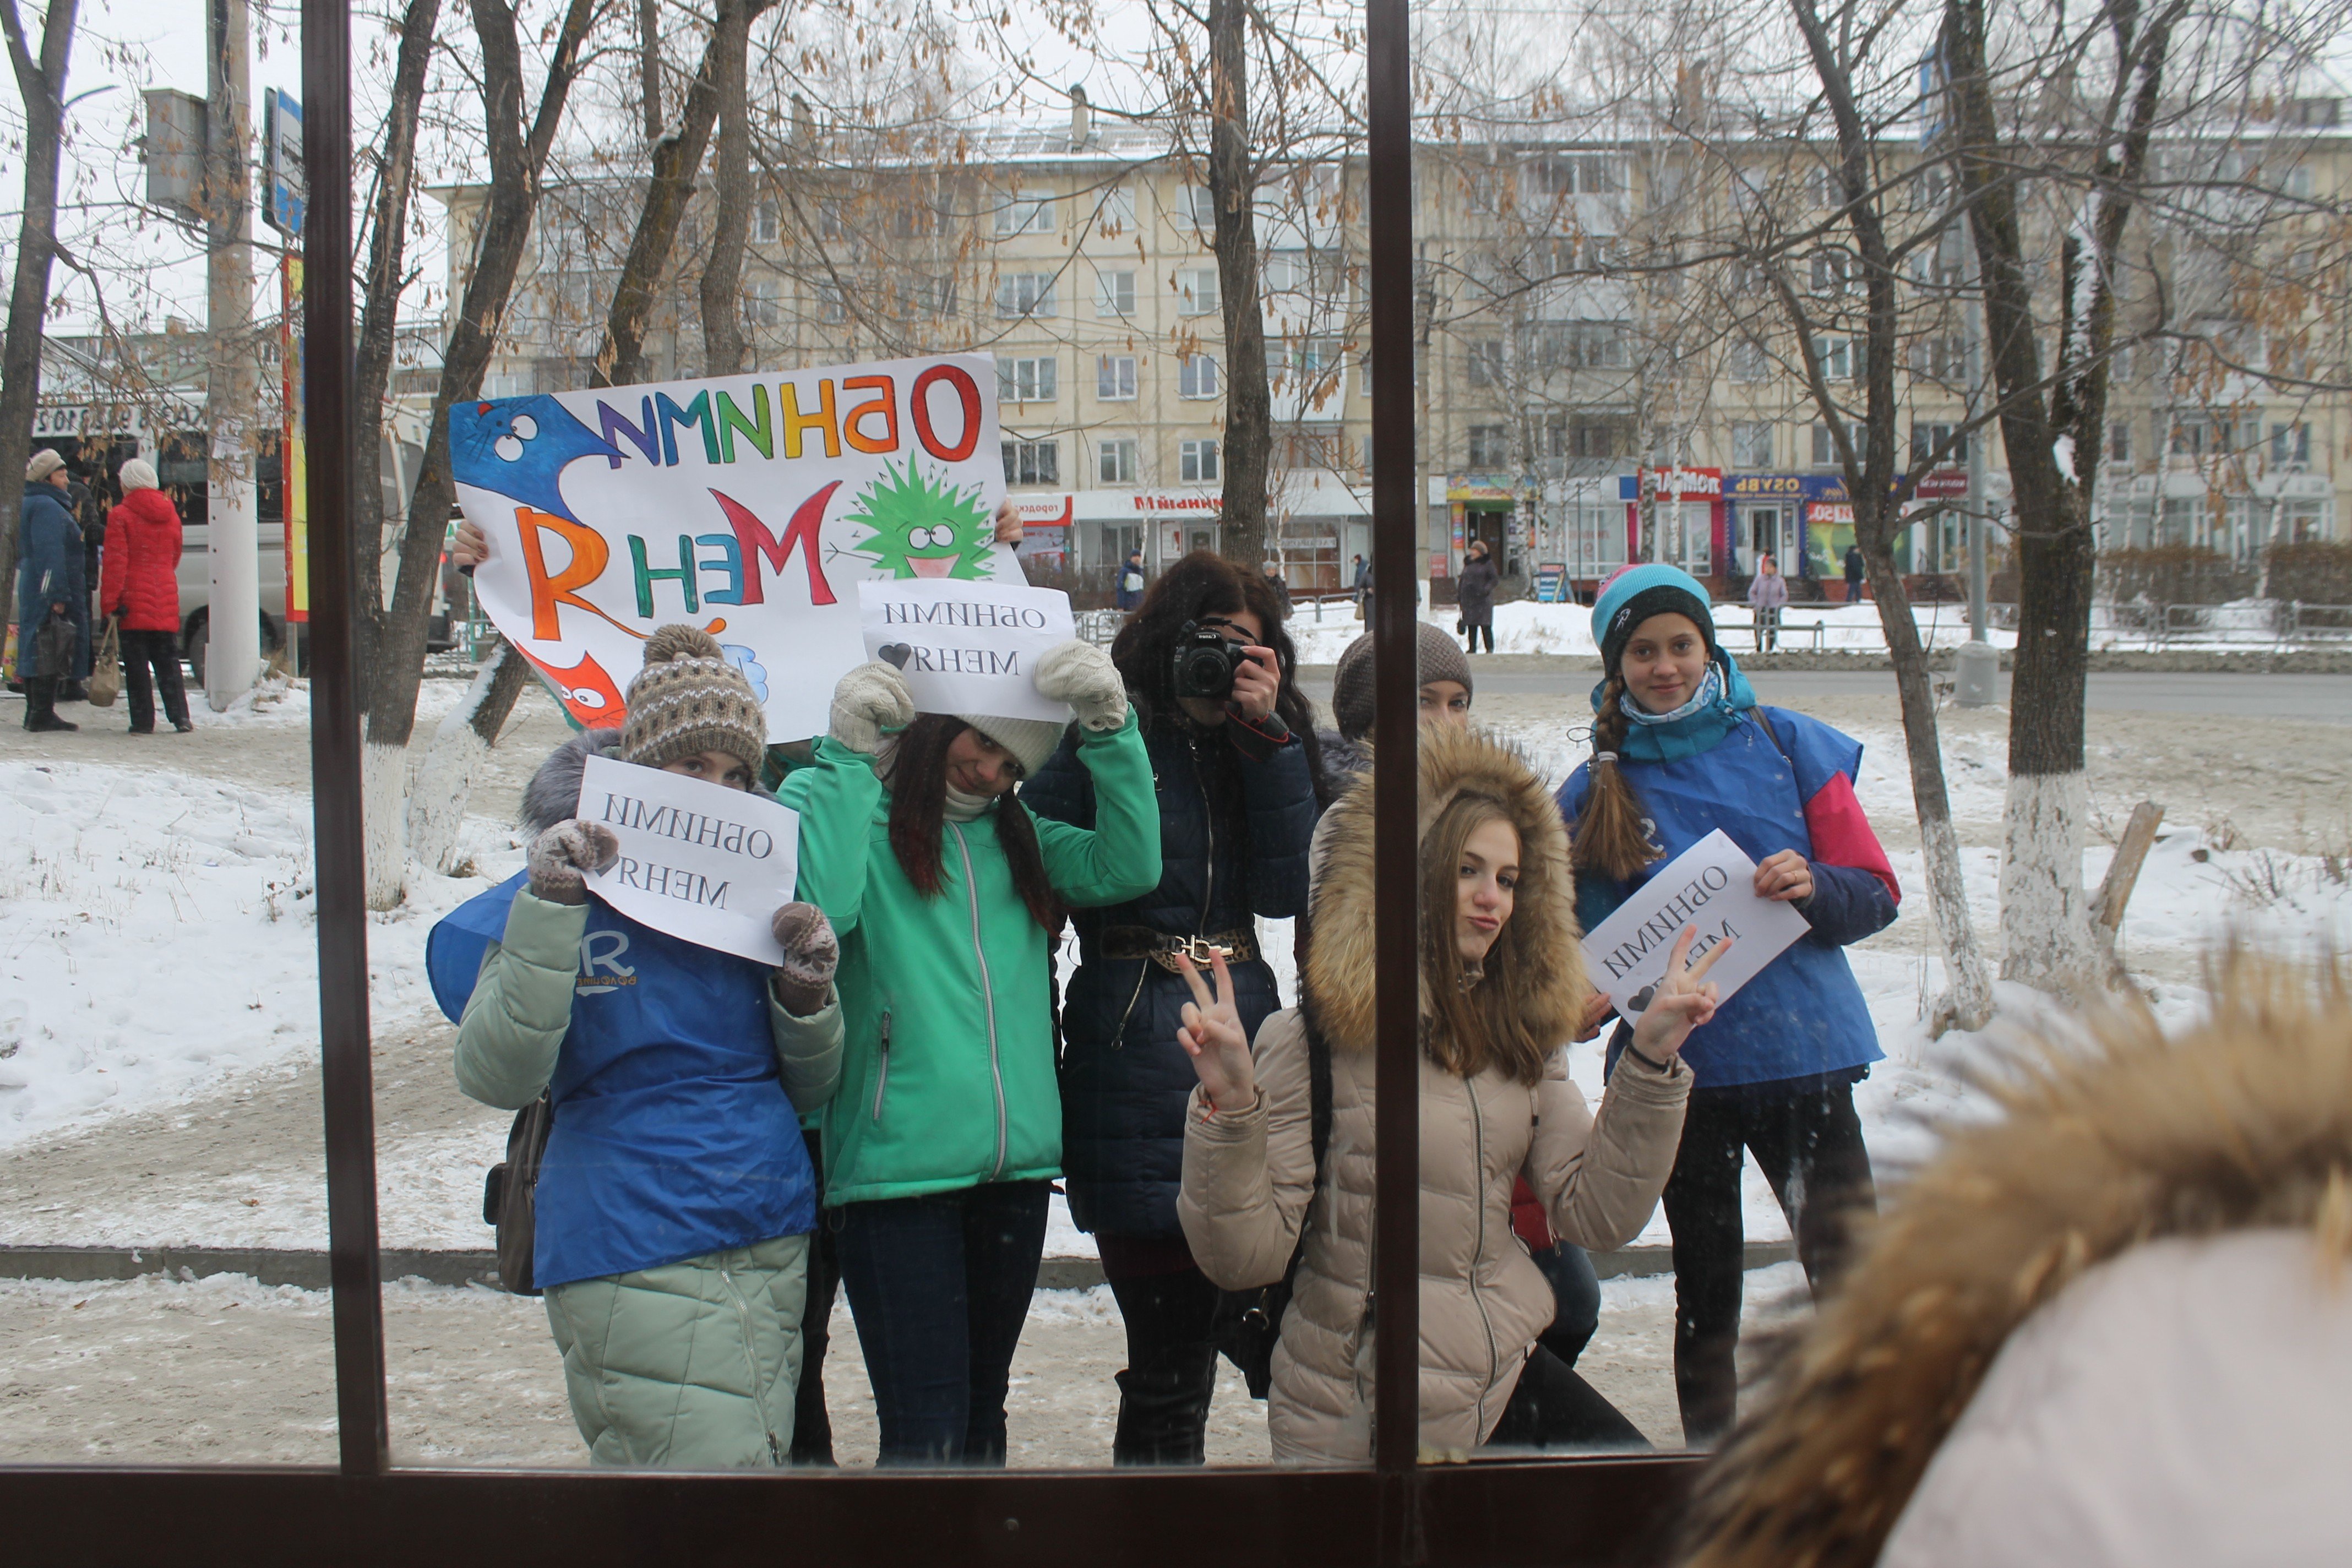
[857,578,1077,724]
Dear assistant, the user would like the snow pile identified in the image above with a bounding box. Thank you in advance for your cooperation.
[0,759,523,1151]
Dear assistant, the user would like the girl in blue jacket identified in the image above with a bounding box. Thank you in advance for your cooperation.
[431,626,845,1468]
[1558,564,1900,1445]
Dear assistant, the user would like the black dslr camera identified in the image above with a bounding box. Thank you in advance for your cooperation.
[1169,619,1249,701]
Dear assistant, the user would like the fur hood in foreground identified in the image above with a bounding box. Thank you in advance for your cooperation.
[1677,958,2352,1568]
[1302,723,1585,1058]
[519,728,623,835]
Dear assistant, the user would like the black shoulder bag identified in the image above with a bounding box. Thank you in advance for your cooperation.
[1208,1021,1333,1399]
[481,1094,553,1295]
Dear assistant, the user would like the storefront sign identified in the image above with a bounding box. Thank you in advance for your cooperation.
[1533,562,1567,602]
[450,352,1013,741]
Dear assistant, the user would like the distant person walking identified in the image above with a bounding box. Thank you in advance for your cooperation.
[101,459,192,734]
[1352,554,1371,619]
[1747,553,1788,652]
[1457,538,1499,655]
[1117,549,1147,612]
[1843,543,1866,603]
[17,449,86,732]
[1260,557,1292,614]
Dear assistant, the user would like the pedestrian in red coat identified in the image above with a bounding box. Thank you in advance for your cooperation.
[100,459,191,733]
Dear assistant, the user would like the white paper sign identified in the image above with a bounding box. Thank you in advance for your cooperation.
[576,753,799,965]
[448,352,1014,743]
[858,578,1076,724]
[1579,830,1811,1019]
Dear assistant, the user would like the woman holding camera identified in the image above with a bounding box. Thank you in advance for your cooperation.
[1024,550,1324,1465]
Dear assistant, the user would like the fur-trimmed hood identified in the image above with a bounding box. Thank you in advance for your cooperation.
[519,728,623,835]
[1678,959,2352,1568]
[1302,723,1585,1057]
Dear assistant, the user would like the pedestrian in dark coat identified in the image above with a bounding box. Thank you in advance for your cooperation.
[1843,543,1866,602]
[17,449,87,731]
[1457,540,1500,654]
[101,459,191,733]
[1022,551,1324,1466]
[1115,549,1147,611]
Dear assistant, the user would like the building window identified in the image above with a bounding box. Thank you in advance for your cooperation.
[993,188,1057,236]
[1178,353,1220,399]
[1095,270,1135,318]
[997,355,1058,403]
[1809,249,1854,295]
[1001,439,1059,486]
[1097,355,1137,401]
[1821,337,1855,380]
[2108,420,2132,464]
[1467,425,1508,469]
[1092,186,1136,236]
[1466,339,1504,389]
[1811,421,1855,466]
[1098,438,1139,485]
[995,273,1057,318]
[1730,421,1772,469]
[1914,335,1967,382]
[815,282,846,324]
[1178,183,1217,228]
[1729,339,1767,382]
[1175,266,1220,317]
[816,200,848,241]
[754,199,779,243]
[1524,154,1620,196]
[910,273,956,318]
[1532,320,1630,372]
[1910,422,1968,465]
[1180,438,1220,482]
[2271,421,2311,465]
[745,277,780,328]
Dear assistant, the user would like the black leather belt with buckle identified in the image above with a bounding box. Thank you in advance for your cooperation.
[1103,926,1261,972]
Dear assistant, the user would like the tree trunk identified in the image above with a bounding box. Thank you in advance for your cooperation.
[356,0,596,908]
[592,0,772,390]
[1943,0,2170,994]
[698,0,755,378]
[0,1,76,639]
[1856,511,1996,1030]
[1206,0,1268,569]
[638,0,662,142]
[350,0,442,700]
[1788,0,1994,1027]
[406,638,531,872]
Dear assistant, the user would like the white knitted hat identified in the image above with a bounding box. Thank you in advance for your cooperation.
[956,714,1065,779]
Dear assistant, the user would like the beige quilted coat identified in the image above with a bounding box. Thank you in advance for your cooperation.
[1178,726,1692,1462]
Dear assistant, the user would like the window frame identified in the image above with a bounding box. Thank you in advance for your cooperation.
[1178,353,1221,400]
[1096,353,1139,402]
[29,15,1712,1558]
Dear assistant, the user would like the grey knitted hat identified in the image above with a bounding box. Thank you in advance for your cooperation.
[956,713,1065,780]
[620,625,768,772]
[25,449,65,482]
[1331,622,1474,742]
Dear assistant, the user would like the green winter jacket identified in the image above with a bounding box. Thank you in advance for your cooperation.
[791,714,1161,1205]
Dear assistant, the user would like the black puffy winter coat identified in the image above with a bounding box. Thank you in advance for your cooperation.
[1024,707,1320,1238]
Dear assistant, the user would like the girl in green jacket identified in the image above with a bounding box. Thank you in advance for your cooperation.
[794,640,1161,1464]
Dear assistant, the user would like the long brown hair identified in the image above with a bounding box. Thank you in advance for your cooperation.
[1419,792,1549,1086]
[1569,670,1663,883]
[884,715,1060,931]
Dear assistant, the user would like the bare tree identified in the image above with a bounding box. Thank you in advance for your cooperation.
[1941,0,2178,994]
[361,0,600,907]
[0,0,77,631]
[1201,0,1271,568]
[698,0,757,377]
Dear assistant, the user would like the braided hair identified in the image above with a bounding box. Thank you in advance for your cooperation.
[1570,670,1663,882]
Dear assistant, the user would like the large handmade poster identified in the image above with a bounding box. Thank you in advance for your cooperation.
[450,352,1011,742]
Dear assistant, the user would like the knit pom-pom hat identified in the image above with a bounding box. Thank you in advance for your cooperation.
[620,624,768,772]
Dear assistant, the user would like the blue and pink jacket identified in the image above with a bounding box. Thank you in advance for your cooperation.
[1559,682,1898,1089]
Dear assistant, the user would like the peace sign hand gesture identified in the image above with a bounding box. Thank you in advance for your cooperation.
[1175,951,1257,1115]
[1628,924,1731,1064]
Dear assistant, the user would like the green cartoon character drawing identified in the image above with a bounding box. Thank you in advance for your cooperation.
[846,460,996,579]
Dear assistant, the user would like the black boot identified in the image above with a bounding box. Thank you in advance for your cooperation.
[1111,1362,1216,1466]
[24,679,78,732]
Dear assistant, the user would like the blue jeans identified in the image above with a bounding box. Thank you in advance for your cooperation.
[1533,1242,1602,1369]
[834,1180,1051,1466]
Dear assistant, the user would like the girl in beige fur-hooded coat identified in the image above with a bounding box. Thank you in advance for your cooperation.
[1176,726,1723,1462]
[1675,956,2352,1568]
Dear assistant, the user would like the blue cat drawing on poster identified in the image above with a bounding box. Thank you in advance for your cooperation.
[448,394,619,521]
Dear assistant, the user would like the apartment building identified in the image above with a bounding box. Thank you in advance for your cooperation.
[433,93,2345,603]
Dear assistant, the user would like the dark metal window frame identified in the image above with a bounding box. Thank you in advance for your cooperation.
[3,4,1699,1558]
